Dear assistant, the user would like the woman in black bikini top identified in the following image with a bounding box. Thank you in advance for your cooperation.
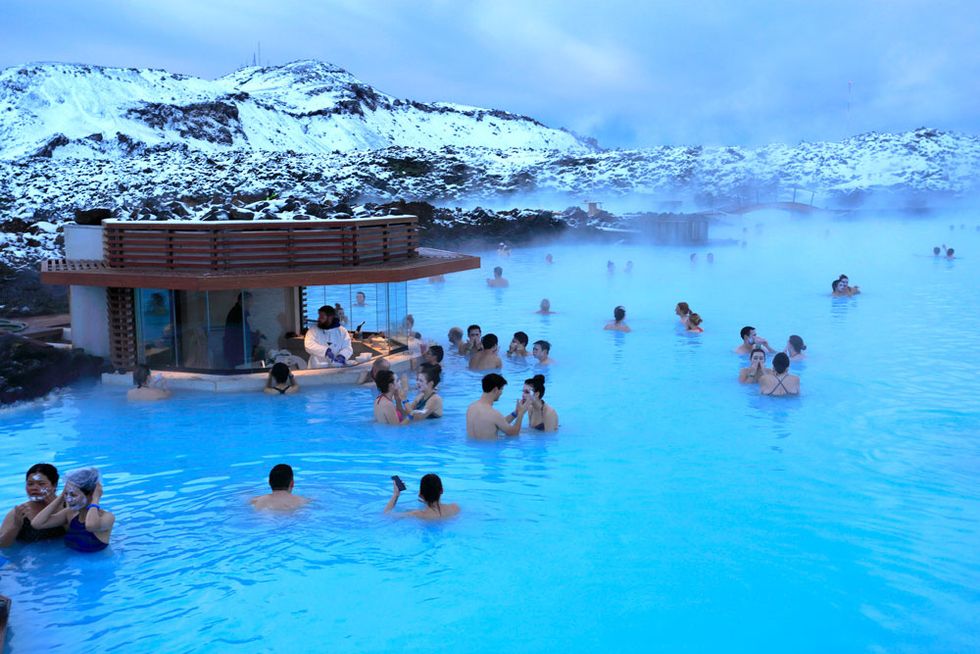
[520,374,559,432]
[264,362,299,395]
[761,353,800,396]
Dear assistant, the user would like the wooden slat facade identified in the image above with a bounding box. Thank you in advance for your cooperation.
[102,217,419,271]
[106,287,137,370]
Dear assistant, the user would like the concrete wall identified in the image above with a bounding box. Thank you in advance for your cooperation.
[64,225,109,358]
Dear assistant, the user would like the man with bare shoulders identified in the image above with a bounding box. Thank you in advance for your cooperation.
[459,324,483,355]
[734,326,774,355]
[466,373,525,440]
[532,340,554,365]
[487,266,509,288]
[469,334,502,370]
[536,298,554,315]
[250,464,310,511]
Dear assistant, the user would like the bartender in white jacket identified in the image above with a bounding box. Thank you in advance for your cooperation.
[305,305,354,368]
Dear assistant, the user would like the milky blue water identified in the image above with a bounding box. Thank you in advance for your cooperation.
[1,210,979,653]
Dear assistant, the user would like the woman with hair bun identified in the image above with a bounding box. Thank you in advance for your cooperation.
[675,302,692,328]
[405,364,443,419]
[785,335,807,361]
[513,374,559,432]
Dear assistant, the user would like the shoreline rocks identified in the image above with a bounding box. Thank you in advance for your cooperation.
[0,333,106,405]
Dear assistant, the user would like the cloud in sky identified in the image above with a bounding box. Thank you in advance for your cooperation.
[1,0,978,148]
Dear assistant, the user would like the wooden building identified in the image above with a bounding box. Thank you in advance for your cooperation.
[41,216,479,375]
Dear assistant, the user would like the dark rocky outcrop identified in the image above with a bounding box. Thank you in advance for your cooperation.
[0,262,68,317]
[0,333,105,405]
[74,207,113,225]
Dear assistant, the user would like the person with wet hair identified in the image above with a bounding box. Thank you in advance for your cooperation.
[0,463,66,547]
[264,362,299,395]
[374,369,411,425]
[837,274,860,296]
[305,305,353,368]
[739,348,771,384]
[507,331,529,357]
[447,326,464,351]
[359,357,390,386]
[532,340,554,366]
[605,306,631,332]
[31,467,115,552]
[459,324,483,356]
[675,302,692,328]
[466,373,525,439]
[385,473,459,520]
[946,247,955,259]
[405,364,443,419]
[933,246,941,257]
[687,313,704,333]
[511,374,559,432]
[469,334,502,371]
[760,353,800,396]
[785,335,807,361]
[127,364,170,401]
[536,298,555,315]
[487,266,509,288]
[735,326,773,355]
[250,464,310,511]
[422,344,444,366]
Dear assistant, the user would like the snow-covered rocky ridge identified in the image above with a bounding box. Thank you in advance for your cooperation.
[0,61,978,267]
[0,60,593,158]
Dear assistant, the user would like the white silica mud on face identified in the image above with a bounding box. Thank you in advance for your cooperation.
[1,209,979,653]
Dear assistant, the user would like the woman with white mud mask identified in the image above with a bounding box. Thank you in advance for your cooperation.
[0,463,66,547]
[31,467,115,552]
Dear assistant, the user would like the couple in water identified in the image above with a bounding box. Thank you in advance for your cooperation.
[250,464,458,521]
[739,349,801,395]
[465,373,559,439]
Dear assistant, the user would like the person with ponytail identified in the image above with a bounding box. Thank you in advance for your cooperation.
[511,374,559,432]
[785,335,807,361]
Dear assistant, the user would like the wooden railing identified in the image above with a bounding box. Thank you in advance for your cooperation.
[102,217,419,271]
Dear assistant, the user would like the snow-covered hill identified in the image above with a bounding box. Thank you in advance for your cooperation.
[0,60,593,158]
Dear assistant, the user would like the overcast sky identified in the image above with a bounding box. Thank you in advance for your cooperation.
[3,0,978,148]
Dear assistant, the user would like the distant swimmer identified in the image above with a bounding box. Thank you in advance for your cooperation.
[689,253,697,263]
[497,242,511,257]
[759,353,800,396]
[739,348,771,384]
[785,335,807,361]
[354,291,367,307]
[459,324,483,356]
[127,365,170,401]
[545,254,554,264]
[532,340,555,366]
[469,334,502,371]
[512,374,559,432]
[675,302,692,328]
[831,279,847,296]
[687,313,704,333]
[604,306,631,332]
[428,275,446,283]
[466,373,525,439]
[487,266,509,288]
[264,362,299,395]
[946,248,956,259]
[607,260,615,273]
[735,326,774,355]
[250,464,311,511]
[385,473,459,520]
[448,326,464,352]
[507,331,529,357]
[422,344,444,366]
[837,274,860,296]
[536,298,555,315]
[625,260,634,273]
[933,246,942,257]
[707,253,715,263]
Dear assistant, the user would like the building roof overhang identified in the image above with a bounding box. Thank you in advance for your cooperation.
[40,248,479,290]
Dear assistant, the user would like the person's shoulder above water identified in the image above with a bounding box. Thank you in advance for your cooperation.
[127,365,170,401]
[251,464,310,511]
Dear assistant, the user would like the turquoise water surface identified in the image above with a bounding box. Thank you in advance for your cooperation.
[1,210,979,653]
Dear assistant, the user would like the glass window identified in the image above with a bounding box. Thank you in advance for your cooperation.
[136,289,176,368]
